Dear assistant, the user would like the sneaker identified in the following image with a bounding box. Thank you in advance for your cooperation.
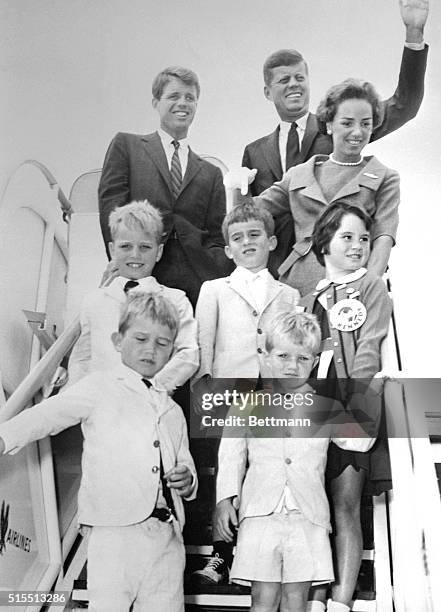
[192,553,229,584]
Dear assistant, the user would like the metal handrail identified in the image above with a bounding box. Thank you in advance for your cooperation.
[0,317,80,424]
[0,159,74,222]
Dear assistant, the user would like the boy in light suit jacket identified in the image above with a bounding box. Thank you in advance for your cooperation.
[69,200,198,394]
[0,293,197,612]
[192,200,299,584]
[215,311,375,612]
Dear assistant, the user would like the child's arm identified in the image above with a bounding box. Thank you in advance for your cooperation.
[192,281,219,384]
[68,298,93,385]
[0,380,94,455]
[350,276,392,380]
[153,292,199,393]
[368,167,400,277]
[216,436,247,509]
[215,497,238,543]
[170,405,198,500]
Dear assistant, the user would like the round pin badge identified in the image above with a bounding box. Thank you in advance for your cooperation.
[329,298,367,332]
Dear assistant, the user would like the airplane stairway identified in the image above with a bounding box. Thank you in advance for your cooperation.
[0,162,440,612]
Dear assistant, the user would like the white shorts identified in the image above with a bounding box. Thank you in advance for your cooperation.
[231,511,333,585]
[87,517,185,612]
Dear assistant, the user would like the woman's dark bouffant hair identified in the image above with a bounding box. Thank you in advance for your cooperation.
[316,78,383,130]
[312,202,373,266]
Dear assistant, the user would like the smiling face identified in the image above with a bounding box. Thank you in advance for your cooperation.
[109,226,163,280]
[264,62,310,122]
[224,220,277,273]
[328,98,373,162]
[112,315,174,378]
[324,213,370,279]
[267,334,317,391]
[152,76,198,140]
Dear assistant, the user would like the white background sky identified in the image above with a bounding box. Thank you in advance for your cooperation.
[1,0,440,374]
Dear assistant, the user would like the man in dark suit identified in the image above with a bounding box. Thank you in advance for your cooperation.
[242,0,429,276]
[99,66,231,307]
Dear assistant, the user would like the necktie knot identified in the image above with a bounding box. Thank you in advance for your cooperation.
[172,139,180,150]
[124,280,139,294]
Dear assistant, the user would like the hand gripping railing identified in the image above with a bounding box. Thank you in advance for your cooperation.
[0,317,80,424]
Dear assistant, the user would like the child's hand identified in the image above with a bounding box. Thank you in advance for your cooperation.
[223,168,258,195]
[214,498,238,542]
[99,260,120,287]
[164,464,193,497]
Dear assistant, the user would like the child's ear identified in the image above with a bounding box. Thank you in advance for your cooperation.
[111,331,122,353]
[269,235,278,252]
[156,243,164,263]
[224,245,234,260]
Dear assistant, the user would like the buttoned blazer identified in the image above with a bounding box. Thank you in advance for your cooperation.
[98,131,230,283]
[68,276,199,392]
[301,271,392,380]
[256,155,399,296]
[216,417,374,530]
[242,46,428,195]
[194,273,300,380]
[0,365,197,529]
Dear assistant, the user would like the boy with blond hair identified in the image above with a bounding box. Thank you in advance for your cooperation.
[0,292,197,611]
[69,200,198,393]
[192,200,299,583]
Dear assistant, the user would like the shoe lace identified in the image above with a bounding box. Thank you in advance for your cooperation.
[205,553,224,570]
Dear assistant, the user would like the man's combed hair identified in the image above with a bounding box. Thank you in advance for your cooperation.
[109,200,164,243]
[118,291,179,338]
[265,310,321,356]
[152,66,200,100]
[263,49,307,86]
[312,202,373,266]
[222,199,275,243]
[316,78,383,129]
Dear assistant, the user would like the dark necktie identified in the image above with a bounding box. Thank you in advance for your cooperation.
[170,140,182,198]
[285,122,300,170]
[141,378,176,517]
[123,280,139,294]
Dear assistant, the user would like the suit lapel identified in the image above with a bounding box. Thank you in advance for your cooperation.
[288,156,328,206]
[261,128,283,181]
[261,276,283,312]
[329,156,387,202]
[141,132,173,194]
[180,149,202,195]
[227,276,257,311]
[299,113,320,163]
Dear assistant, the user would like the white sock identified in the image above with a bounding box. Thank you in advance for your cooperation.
[327,600,351,612]
[306,602,326,612]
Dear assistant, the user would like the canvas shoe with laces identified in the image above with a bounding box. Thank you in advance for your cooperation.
[192,553,229,584]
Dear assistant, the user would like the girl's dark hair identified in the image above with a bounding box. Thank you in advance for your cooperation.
[312,202,373,266]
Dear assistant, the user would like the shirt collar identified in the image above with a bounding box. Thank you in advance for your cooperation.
[232,266,270,283]
[106,275,160,295]
[315,267,367,291]
[279,112,309,135]
[157,128,189,151]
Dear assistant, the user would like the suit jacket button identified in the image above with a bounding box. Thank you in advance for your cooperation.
[152,466,159,473]
[285,458,292,465]
[337,358,342,363]
[257,348,263,354]
[333,342,339,347]
[257,328,263,334]
[153,440,160,447]
[252,310,258,316]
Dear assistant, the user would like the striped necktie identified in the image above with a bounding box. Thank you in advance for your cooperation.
[170,140,182,198]
[285,122,300,170]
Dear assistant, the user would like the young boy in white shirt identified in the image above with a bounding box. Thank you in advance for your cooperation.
[69,200,198,393]
[0,292,197,612]
[192,200,299,583]
[215,311,375,612]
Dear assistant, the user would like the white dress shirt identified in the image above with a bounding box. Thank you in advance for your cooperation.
[232,266,272,313]
[157,128,190,177]
[279,112,309,173]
